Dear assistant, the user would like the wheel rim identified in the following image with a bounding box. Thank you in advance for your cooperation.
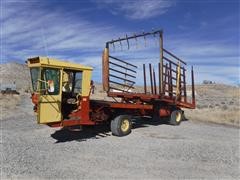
[176,112,182,122]
[121,119,130,132]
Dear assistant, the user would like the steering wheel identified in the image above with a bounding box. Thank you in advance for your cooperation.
[66,94,81,105]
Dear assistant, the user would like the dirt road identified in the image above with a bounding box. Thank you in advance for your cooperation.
[1,95,240,179]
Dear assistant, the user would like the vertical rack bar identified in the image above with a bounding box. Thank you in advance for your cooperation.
[176,61,181,101]
[183,68,187,102]
[102,44,109,92]
[143,64,147,94]
[153,68,157,94]
[175,65,178,99]
[179,67,182,101]
[167,68,170,96]
[191,66,195,106]
[149,64,153,94]
[159,32,163,95]
[163,63,168,96]
[169,62,173,97]
[158,63,161,95]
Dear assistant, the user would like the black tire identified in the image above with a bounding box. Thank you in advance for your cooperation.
[111,115,132,137]
[169,110,183,125]
[152,105,160,121]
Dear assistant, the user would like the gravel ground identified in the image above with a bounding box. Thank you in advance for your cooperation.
[1,95,240,179]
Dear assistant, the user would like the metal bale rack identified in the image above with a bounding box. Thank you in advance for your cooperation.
[102,30,195,109]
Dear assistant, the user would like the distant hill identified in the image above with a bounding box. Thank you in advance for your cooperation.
[0,63,31,91]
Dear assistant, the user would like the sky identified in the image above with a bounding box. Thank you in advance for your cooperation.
[0,0,239,85]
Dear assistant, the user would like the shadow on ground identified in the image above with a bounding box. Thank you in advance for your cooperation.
[51,125,111,143]
[51,117,188,143]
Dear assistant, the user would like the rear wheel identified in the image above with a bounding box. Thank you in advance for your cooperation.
[169,110,183,125]
[111,115,132,137]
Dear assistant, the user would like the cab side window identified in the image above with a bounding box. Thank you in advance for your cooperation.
[73,72,82,94]
[62,71,73,92]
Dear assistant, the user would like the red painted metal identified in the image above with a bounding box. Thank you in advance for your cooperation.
[67,96,95,126]
[159,108,171,117]
[110,102,153,110]
[31,93,39,105]
[47,122,61,127]
[108,92,159,101]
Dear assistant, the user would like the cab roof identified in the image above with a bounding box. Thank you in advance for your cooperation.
[27,56,93,71]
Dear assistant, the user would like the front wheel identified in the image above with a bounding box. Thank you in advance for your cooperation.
[169,110,183,125]
[111,115,132,137]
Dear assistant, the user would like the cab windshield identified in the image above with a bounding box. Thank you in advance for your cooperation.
[30,67,60,95]
[30,67,40,91]
[41,68,60,95]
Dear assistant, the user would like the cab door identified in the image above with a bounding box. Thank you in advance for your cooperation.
[38,68,62,124]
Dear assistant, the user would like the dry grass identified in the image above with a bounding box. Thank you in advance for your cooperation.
[0,94,21,108]
[184,108,240,127]
[185,84,240,127]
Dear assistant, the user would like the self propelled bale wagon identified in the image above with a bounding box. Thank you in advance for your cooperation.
[27,30,195,136]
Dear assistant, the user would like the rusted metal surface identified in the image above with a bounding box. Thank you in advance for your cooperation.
[109,61,136,73]
[109,55,137,68]
[149,63,153,94]
[163,48,186,65]
[175,62,181,101]
[160,32,164,94]
[183,68,187,102]
[85,30,195,124]
[153,68,157,94]
[169,62,173,97]
[107,54,137,93]
[143,64,147,94]
[106,30,162,45]
[158,63,161,95]
[109,68,135,78]
[163,63,167,94]
[191,66,196,107]
[101,29,196,113]
[102,48,109,91]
